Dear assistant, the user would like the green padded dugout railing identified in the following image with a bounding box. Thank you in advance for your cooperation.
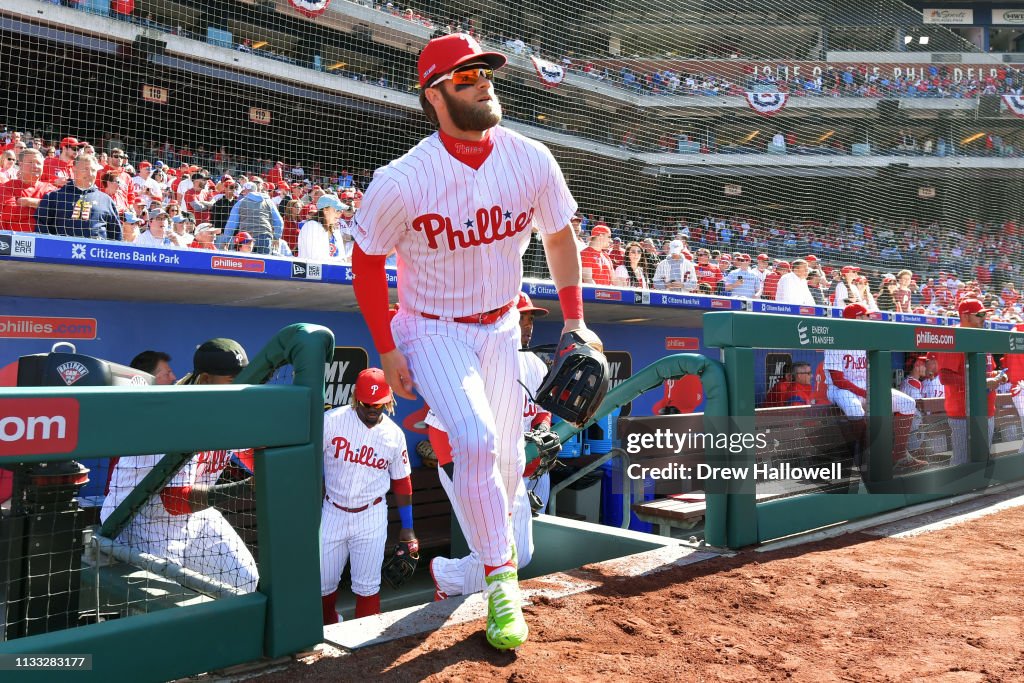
[0,323,334,683]
[525,353,732,548]
[705,312,1024,549]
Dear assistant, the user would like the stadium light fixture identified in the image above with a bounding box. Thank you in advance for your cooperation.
[252,41,268,50]
[537,114,546,121]
[961,132,986,145]
[919,36,929,45]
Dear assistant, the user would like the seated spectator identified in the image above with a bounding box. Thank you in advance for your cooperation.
[833,266,861,307]
[775,258,815,305]
[653,240,697,291]
[172,211,196,247]
[35,153,121,240]
[613,241,651,289]
[693,248,723,291]
[234,231,255,253]
[41,136,84,188]
[581,223,615,285]
[298,194,347,263]
[120,211,143,243]
[192,223,221,250]
[134,208,182,248]
[764,362,815,407]
[0,149,54,232]
[807,269,828,306]
[0,150,16,184]
[876,275,899,312]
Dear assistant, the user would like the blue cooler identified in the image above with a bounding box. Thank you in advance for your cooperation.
[599,459,655,532]
[584,407,620,455]
[554,417,584,459]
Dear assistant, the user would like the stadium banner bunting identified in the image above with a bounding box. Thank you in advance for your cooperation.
[531,56,566,88]
[1001,94,1024,118]
[288,0,331,18]
[744,92,789,116]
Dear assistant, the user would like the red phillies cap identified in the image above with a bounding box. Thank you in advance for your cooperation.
[138,161,152,169]
[355,368,393,405]
[757,253,769,261]
[805,255,818,262]
[517,292,548,316]
[418,33,507,88]
[843,303,870,319]
[841,265,860,274]
[958,298,993,316]
[775,260,791,269]
[591,223,611,236]
[60,137,86,148]
[234,231,254,245]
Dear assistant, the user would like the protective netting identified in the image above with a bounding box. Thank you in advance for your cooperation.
[0,452,257,642]
[1,0,1022,319]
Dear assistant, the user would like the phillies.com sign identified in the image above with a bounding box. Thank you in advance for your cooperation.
[914,327,956,349]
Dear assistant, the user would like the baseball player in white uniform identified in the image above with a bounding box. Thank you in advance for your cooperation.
[350,33,593,650]
[825,304,926,472]
[426,293,553,600]
[320,368,414,624]
[100,338,258,593]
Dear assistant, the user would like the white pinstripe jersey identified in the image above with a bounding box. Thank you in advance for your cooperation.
[824,350,868,389]
[322,406,410,508]
[353,126,578,317]
[100,449,237,522]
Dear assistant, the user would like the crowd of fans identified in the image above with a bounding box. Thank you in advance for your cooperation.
[2,127,1021,323]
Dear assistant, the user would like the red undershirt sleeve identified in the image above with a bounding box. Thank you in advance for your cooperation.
[352,244,397,354]
[828,370,867,398]
[390,476,412,496]
[161,486,193,516]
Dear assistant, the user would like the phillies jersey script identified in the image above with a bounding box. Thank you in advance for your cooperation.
[354,126,577,317]
[824,349,868,389]
[322,405,410,507]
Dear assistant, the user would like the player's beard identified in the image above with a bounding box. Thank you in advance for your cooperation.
[440,87,502,132]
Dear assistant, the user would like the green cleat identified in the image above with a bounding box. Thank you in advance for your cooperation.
[484,568,528,650]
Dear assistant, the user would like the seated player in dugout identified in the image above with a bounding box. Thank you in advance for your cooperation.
[764,361,815,408]
[825,304,927,473]
[101,338,259,592]
[320,368,416,624]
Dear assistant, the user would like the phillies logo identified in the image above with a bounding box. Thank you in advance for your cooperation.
[842,354,867,370]
[196,450,232,475]
[412,206,534,251]
[371,384,379,394]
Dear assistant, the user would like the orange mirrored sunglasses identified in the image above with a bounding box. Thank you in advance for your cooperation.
[433,67,494,88]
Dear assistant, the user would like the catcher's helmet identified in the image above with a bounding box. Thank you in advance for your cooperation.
[535,330,609,426]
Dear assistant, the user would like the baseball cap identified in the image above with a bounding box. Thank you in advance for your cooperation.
[757,253,769,261]
[805,255,819,263]
[235,231,254,245]
[517,292,548,316]
[316,194,344,212]
[842,303,870,319]
[123,212,142,224]
[841,265,861,275]
[591,223,611,236]
[194,222,221,234]
[179,338,248,385]
[60,137,86,148]
[149,207,168,219]
[138,161,152,169]
[570,213,583,222]
[354,368,393,405]
[775,261,791,269]
[668,240,685,255]
[418,33,507,88]
[958,298,993,316]
[241,182,257,192]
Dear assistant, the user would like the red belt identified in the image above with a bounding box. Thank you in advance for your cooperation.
[327,495,383,513]
[419,300,516,325]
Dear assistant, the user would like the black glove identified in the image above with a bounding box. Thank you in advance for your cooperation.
[525,424,562,480]
[382,539,419,589]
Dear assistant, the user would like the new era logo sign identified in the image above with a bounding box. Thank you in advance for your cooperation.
[0,235,10,256]
[291,261,323,281]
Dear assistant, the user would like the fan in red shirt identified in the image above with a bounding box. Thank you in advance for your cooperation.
[41,137,84,187]
[693,248,723,289]
[96,147,135,212]
[0,149,55,232]
[1007,323,1024,442]
[265,161,286,188]
[580,224,615,286]
[762,261,790,300]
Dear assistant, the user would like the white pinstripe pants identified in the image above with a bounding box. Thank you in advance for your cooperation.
[319,500,388,597]
[392,308,524,567]
[948,417,995,467]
